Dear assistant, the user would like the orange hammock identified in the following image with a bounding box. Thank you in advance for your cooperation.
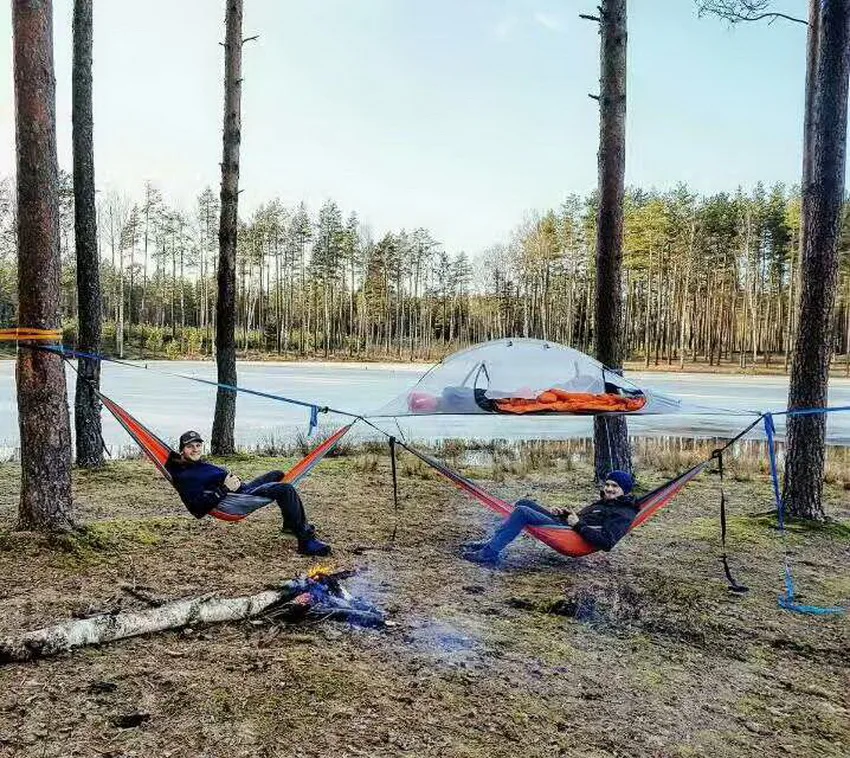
[98,391,352,511]
[400,442,709,557]
[494,389,647,415]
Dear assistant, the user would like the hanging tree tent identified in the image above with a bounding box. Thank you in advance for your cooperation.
[369,338,743,418]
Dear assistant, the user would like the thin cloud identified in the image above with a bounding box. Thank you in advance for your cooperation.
[494,15,518,39]
[533,11,563,32]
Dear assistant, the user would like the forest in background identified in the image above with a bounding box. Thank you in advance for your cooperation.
[1,173,849,369]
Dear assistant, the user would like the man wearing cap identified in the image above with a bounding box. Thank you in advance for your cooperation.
[165,430,331,556]
[462,470,638,564]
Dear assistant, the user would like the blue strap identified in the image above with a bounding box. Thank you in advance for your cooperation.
[774,404,850,417]
[40,344,359,420]
[763,413,845,616]
[309,405,319,437]
[763,414,784,529]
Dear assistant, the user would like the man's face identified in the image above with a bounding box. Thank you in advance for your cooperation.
[182,441,203,462]
[602,479,625,500]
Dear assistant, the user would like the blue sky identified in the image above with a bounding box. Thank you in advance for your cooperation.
[0,1,811,253]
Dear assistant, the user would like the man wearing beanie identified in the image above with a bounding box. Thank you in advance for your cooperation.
[462,469,638,564]
[165,430,331,557]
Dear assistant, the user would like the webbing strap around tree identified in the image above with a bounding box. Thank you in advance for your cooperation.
[0,327,63,342]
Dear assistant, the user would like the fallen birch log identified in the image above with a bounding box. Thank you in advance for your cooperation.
[0,581,299,664]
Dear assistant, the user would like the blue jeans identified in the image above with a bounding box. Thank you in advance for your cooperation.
[484,499,564,554]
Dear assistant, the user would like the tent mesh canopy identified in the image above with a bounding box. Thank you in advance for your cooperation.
[370,339,684,418]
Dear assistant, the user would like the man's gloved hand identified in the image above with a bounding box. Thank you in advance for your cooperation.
[566,512,579,527]
[223,473,242,492]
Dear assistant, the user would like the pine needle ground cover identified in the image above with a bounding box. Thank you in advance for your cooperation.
[0,450,847,758]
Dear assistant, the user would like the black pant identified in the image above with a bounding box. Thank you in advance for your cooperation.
[212,470,314,539]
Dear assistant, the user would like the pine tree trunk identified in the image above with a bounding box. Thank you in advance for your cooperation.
[117,255,124,357]
[71,0,103,469]
[212,0,243,455]
[592,0,631,481]
[13,0,74,530]
[844,274,850,375]
[784,238,796,372]
[783,0,850,521]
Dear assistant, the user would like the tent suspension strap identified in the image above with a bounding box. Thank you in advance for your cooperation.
[711,449,749,594]
[389,436,400,543]
[35,344,360,423]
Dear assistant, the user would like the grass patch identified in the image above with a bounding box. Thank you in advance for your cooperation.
[46,517,180,565]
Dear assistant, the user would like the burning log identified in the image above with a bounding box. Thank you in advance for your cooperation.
[0,569,384,665]
[269,567,386,628]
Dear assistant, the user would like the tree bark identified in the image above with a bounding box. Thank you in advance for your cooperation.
[13,0,74,530]
[592,0,632,481]
[783,0,850,520]
[72,0,104,469]
[212,0,244,455]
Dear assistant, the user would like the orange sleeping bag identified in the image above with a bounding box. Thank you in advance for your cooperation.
[494,388,646,415]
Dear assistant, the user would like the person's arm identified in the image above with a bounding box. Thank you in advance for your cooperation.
[573,512,633,551]
[172,465,235,518]
[192,473,241,509]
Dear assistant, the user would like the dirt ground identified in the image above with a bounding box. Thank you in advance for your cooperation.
[0,451,848,758]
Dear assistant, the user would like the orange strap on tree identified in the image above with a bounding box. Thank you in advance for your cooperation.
[0,327,63,342]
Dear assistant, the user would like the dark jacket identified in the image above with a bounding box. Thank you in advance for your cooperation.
[570,495,639,551]
[165,454,230,518]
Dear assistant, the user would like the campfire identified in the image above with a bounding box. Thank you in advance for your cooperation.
[1,564,387,664]
[266,564,386,628]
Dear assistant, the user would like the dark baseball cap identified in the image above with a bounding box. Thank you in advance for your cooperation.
[179,430,204,449]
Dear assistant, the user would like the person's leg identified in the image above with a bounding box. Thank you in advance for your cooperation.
[513,498,553,517]
[483,505,561,555]
[245,481,311,536]
[209,493,276,522]
[246,482,330,555]
[463,499,555,549]
[240,470,285,492]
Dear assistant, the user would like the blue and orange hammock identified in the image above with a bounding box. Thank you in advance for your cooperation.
[398,441,710,558]
[98,390,352,521]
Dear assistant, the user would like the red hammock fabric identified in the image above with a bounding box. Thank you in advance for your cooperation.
[98,390,351,503]
[402,443,709,557]
[99,394,174,480]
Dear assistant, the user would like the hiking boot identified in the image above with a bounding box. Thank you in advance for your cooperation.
[297,536,331,557]
[461,546,500,565]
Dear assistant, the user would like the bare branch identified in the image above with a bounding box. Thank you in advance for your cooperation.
[242,34,260,44]
[588,93,600,101]
[695,0,807,26]
[579,13,601,22]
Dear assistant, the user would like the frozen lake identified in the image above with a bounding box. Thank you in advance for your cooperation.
[1,359,849,457]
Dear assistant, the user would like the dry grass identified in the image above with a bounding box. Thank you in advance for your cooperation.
[0,450,848,758]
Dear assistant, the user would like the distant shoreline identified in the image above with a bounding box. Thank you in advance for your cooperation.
[3,351,850,379]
